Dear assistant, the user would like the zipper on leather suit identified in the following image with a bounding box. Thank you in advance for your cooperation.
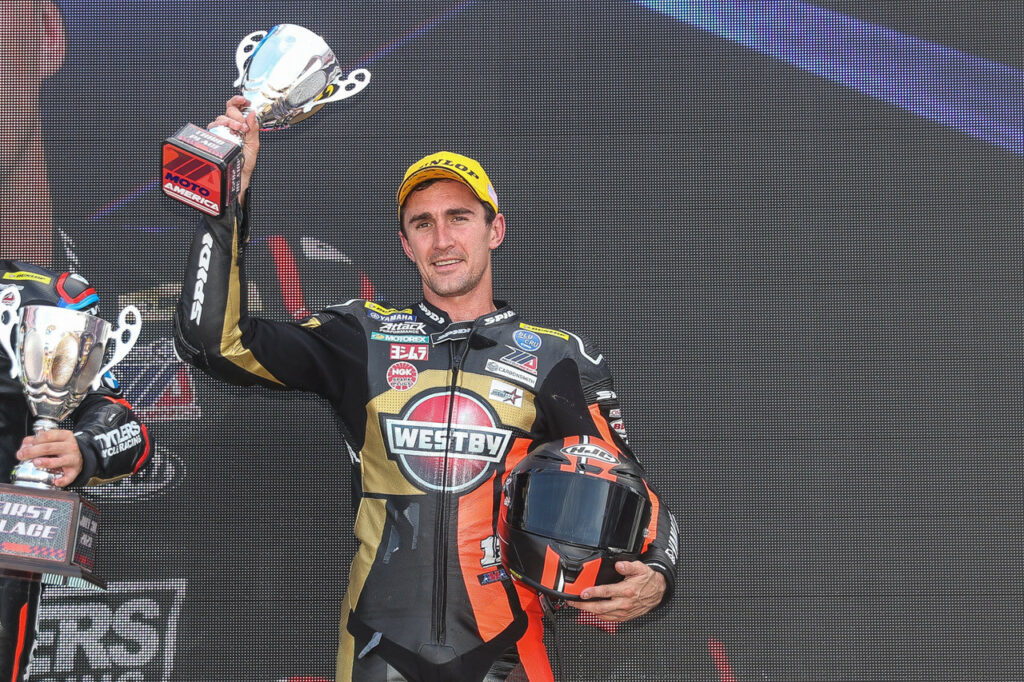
[431,333,468,645]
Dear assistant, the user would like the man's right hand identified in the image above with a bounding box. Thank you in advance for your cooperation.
[209,95,260,203]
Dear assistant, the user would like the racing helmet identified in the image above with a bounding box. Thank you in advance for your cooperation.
[498,436,653,600]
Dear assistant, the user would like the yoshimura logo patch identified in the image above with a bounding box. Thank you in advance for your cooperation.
[382,389,512,493]
[390,343,429,361]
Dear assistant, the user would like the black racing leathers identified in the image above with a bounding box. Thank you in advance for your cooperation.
[173,200,679,682]
[0,260,153,681]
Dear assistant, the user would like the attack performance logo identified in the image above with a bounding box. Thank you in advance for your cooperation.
[382,388,512,494]
[30,579,186,681]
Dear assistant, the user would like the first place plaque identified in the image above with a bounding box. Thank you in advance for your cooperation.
[0,487,102,590]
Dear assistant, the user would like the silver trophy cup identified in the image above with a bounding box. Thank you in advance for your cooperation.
[0,288,141,488]
[212,22,371,138]
[0,287,140,589]
[162,23,372,215]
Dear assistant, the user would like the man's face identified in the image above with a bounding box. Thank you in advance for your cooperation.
[0,0,64,178]
[400,179,505,302]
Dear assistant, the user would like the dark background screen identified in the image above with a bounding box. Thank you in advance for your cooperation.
[3,1,1023,680]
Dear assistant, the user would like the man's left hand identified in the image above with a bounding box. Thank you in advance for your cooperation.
[16,429,84,487]
[567,560,666,622]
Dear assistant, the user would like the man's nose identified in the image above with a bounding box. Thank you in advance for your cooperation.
[433,221,456,248]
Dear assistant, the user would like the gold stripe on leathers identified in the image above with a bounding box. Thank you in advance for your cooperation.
[220,219,283,385]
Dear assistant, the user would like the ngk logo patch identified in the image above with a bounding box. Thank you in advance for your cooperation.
[31,579,186,681]
[382,389,512,493]
[386,362,418,391]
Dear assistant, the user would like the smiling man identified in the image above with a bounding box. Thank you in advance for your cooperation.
[397,167,505,320]
[174,96,678,681]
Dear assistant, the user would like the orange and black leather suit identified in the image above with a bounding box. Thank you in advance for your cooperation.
[173,201,678,682]
[0,260,152,681]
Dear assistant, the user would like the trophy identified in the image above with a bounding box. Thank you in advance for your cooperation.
[161,23,372,216]
[0,287,141,590]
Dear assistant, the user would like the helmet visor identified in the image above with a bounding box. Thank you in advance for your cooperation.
[507,471,650,554]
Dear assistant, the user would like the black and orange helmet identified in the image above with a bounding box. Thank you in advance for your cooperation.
[498,436,653,600]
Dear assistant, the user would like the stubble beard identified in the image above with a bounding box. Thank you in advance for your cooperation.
[423,258,488,300]
[426,271,479,299]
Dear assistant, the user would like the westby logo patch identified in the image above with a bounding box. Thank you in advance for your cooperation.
[382,389,512,493]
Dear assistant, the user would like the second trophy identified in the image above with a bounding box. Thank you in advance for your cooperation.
[161,23,372,216]
[0,288,141,589]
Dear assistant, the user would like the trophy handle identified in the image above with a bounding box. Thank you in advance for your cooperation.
[91,305,142,390]
[311,68,372,106]
[0,286,21,379]
[233,30,270,88]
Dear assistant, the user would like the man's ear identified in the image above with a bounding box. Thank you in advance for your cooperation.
[489,214,506,250]
[399,229,414,262]
[39,0,66,79]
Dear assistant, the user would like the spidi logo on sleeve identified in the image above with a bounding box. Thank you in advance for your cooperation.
[30,579,186,682]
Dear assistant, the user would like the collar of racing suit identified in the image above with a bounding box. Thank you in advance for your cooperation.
[418,299,515,346]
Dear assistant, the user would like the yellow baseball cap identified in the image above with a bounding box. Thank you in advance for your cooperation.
[397,151,499,215]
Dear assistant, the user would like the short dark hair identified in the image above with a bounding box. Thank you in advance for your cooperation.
[398,178,497,234]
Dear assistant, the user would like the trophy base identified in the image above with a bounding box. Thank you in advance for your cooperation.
[0,484,105,591]
[162,123,244,216]
[0,567,105,591]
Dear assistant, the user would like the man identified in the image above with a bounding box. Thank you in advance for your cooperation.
[174,95,678,681]
[0,0,66,266]
[0,259,152,681]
